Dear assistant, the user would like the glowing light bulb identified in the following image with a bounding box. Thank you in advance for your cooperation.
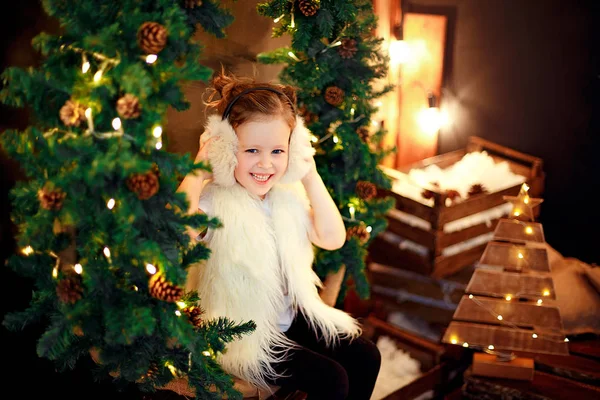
[93,70,103,82]
[505,295,512,301]
[112,118,121,130]
[469,294,474,299]
[497,315,503,321]
[52,266,58,279]
[463,342,469,348]
[175,310,182,317]
[450,337,458,345]
[176,301,186,309]
[132,285,138,291]
[82,61,91,73]
[146,264,157,275]
[103,247,111,258]
[366,226,372,233]
[333,135,339,143]
[537,299,543,305]
[350,107,355,116]
[287,51,300,61]
[152,126,163,138]
[273,14,284,23]
[564,338,569,342]
[543,289,550,297]
[525,226,534,235]
[145,54,157,64]
[22,246,34,256]
[532,333,538,339]
[513,210,521,217]
[107,198,115,209]
[517,252,524,259]
[311,135,318,143]
[488,345,495,350]
[155,141,163,150]
[74,263,83,274]
[332,40,342,47]
[85,107,92,119]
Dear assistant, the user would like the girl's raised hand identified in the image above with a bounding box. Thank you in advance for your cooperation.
[195,136,215,179]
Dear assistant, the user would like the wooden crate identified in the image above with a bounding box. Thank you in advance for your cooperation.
[371,136,544,278]
[362,315,466,400]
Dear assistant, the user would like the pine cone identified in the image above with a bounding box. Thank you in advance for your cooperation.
[56,274,84,304]
[183,305,204,328]
[338,38,358,59]
[357,126,370,142]
[126,171,159,200]
[324,86,345,106]
[444,189,462,206]
[39,187,66,211]
[346,223,370,245]
[137,22,168,54]
[184,0,202,8]
[140,363,160,382]
[59,100,87,127]
[356,181,377,200]
[468,183,488,197]
[116,94,141,119]
[149,274,183,302]
[421,189,435,200]
[298,0,320,17]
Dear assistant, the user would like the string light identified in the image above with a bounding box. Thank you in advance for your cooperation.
[22,246,34,256]
[52,266,58,279]
[74,263,83,274]
[348,205,355,220]
[517,252,524,259]
[85,108,94,132]
[202,351,211,357]
[82,54,90,73]
[463,342,469,348]
[155,140,163,150]
[176,301,186,309]
[350,107,355,116]
[366,226,373,233]
[488,345,495,350]
[311,135,318,143]
[450,337,458,344]
[505,295,512,301]
[290,12,295,28]
[497,315,503,321]
[332,40,342,47]
[333,135,339,143]
[145,54,157,64]
[146,264,157,275]
[564,338,569,342]
[175,310,182,317]
[103,247,111,259]
[152,126,163,138]
[543,289,550,297]
[107,198,115,209]
[525,226,534,235]
[111,118,122,131]
[287,51,300,61]
[132,285,139,291]
[532,333,538,339]
[469,294,474,299]
[93,70,103,82]
[537,299,543,305]
[273,14,284,23]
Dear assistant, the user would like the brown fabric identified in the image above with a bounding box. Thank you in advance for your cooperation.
[583,266,600,295]
[546,244,600,335]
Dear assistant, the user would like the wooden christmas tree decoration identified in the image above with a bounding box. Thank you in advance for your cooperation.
[442,190,568,381]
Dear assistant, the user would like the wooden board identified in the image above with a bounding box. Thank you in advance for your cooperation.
[443,321,569,355]
[493,219,546,244]
[452,295,563,331]
[466,269,556,300]
[479,242,551,272]
[472,352,534,381]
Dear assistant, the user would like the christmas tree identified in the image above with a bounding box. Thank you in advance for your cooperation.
[257,0,395,304]
[1,1,255,399]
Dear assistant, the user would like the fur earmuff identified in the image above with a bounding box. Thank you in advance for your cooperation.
[200,115,315,187]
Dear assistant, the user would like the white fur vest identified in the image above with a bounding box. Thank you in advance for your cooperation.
[186,181,361,388]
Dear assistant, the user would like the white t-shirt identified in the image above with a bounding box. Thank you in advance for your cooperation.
[198,195,295,332]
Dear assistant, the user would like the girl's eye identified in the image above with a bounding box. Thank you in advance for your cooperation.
[272,149,285,154]
[245,149,258,154]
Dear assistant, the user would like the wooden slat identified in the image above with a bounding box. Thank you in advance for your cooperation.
[368,235,433,275]
[368,262,465,303]
[467,136,544,175]
[438,219,500,250]
[466,269,556,300]
[385,212,436,248]
[493,219,546,244]
[452,295,563,331]
[380,188,438,223]
[443,321,569,355]
[438,185,520,225]
[479,242,551,272]
[432,243,487,279]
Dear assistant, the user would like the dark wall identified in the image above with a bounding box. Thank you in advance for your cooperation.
[407,0,599,263]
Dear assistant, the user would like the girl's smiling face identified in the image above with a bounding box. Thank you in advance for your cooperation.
[234,117,291,199]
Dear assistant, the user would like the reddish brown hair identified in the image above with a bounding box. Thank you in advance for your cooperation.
[204,71,297,130]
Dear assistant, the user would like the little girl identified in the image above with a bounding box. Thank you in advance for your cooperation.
[179,73,380,399]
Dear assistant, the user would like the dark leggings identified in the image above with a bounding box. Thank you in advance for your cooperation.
[265,314,381,400]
